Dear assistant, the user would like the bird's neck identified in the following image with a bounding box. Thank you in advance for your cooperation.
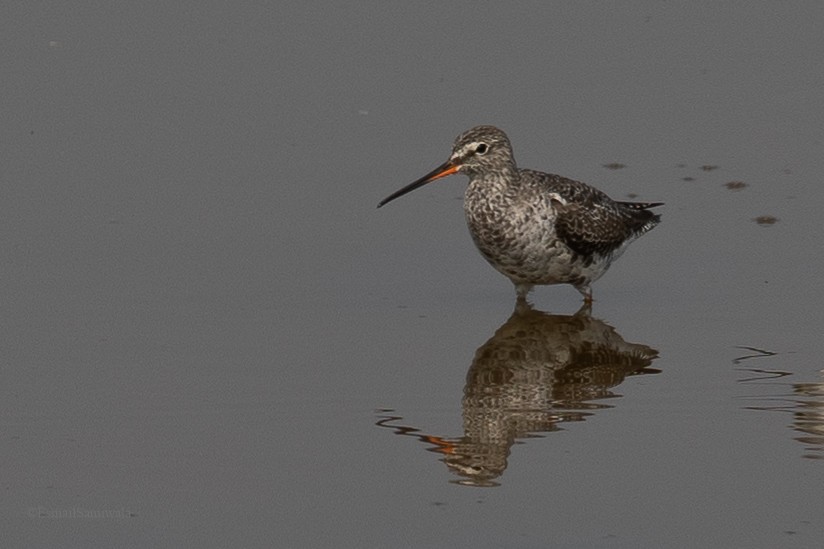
[466,166,520,192]
[464,168,526,218]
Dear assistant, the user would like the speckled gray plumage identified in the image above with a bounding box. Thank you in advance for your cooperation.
[379,125,662,301]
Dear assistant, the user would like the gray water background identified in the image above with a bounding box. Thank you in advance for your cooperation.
[2,2,824,547]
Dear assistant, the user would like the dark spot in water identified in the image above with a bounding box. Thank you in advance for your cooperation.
[675,163,686,168]
[700,165,719,171]
[724,181,747,191]
[682,177,695,182]
[603,162,626,170]
[754,215,778,226]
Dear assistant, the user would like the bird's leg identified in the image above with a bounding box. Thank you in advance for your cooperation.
[514,295,533,315]
[578,285,593,305]
[574,300,592,317]
[515,283,533,301]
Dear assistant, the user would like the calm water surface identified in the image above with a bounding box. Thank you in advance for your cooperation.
[2,2,823,547]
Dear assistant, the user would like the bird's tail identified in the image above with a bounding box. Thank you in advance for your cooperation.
[618,201,664,210]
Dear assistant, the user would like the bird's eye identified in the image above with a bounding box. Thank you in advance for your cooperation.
[475,143,489,155]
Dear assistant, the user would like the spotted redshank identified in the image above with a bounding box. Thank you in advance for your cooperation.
[378,126,662,302]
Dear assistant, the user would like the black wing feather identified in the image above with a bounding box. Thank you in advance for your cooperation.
[528,171,663,257]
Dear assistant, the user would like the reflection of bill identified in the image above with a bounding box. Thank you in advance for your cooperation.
[376,303,660,487]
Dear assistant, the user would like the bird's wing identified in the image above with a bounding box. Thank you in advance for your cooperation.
[532,172,660,257]
[554,201,642,256]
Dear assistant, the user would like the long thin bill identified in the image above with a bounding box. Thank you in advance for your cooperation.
[378,160,460,208]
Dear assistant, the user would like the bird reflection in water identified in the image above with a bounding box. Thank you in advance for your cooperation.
[734,347,824,459]
[376,301,660,486]
[791,379,824,459]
